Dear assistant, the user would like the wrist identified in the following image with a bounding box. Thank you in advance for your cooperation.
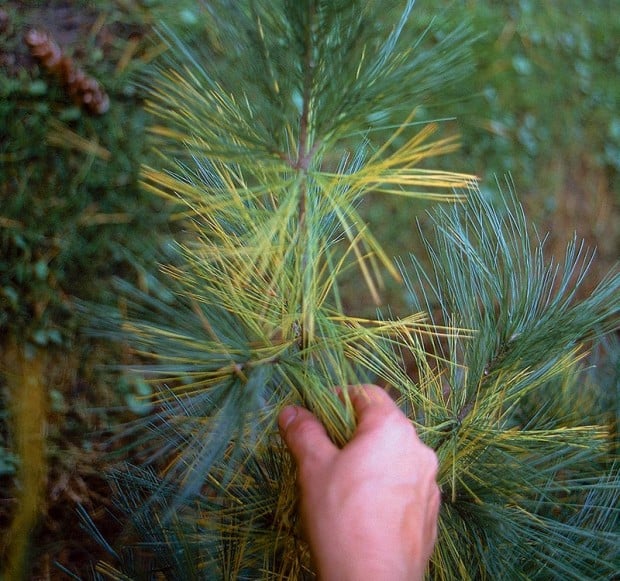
[314,544,422,581]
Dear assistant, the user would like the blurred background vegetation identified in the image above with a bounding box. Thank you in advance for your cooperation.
[0,0,617,578]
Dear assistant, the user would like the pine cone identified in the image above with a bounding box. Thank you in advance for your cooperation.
[25,29,109,115]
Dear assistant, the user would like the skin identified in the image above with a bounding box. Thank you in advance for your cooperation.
[278,384,441,581]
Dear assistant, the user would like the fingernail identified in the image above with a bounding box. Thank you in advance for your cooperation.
[279,405,298,431]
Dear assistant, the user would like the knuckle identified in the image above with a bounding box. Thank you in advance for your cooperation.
[290,417,321,441]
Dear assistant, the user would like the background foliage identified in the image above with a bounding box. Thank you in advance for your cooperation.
[359,0,619,311]
[0,0,618,579]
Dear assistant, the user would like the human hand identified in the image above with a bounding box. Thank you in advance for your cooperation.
[278,384,440,581]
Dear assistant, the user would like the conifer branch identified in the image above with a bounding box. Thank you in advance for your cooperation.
[81,3,618,578]
[399,183,619,578]
[296,1,315,172]
[101,0,479,504]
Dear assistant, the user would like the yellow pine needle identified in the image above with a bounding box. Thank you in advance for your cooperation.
[95,562,135,581]
[77,208,132,226]
[344,210,402,283]
[327,122,478,199]
[0,216,24,228]
[46,120,111,160]
[371,189,466,201]
[349,241,382,304]
[171,249,293,340]
[492,347,588,413]
[115,35,141,75]
[139,39,169,65]
[328,203,398,299]
[328,313,474,340]
[495,426,608,450]
[370,122,457,169]
[314,230,373,308]
[434,517,472,580]
[141,165,270,218]
[147,123,190,143]
[368,108,422,163]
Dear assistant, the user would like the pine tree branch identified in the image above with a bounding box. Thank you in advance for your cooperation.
[81,3,619,578]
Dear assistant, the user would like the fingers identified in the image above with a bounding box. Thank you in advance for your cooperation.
[346,384,412,435]
[279,384,413,463]
[346,383,396,415]
[278,405,338,466]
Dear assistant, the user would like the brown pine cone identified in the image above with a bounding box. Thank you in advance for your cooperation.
[25,29,109,115]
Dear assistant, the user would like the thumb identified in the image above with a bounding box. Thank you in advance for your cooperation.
[278,405,338,466]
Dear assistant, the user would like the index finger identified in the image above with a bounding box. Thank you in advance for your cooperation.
[345,385,422,449]
[346,384,403,423]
